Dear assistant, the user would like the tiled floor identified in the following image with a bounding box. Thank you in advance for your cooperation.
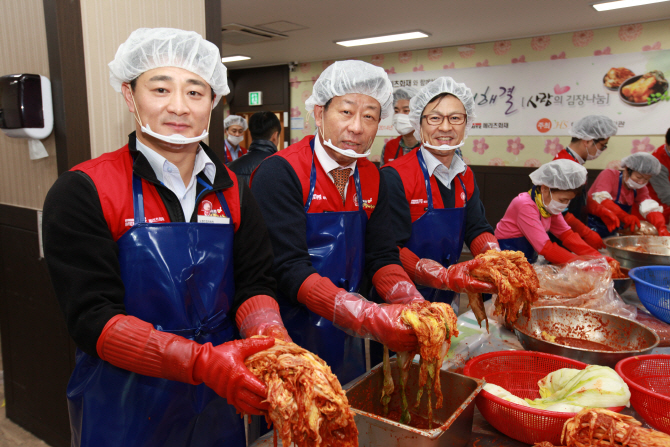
[0,336,48,446]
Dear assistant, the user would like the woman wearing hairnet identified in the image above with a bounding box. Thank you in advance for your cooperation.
[380,86,420,166]
[42,28,289,447]
[587,152,670,237]
[251,62,494,384]
[381,77,499,312]
[552,115,618,250]
[496,160,611,264]
[223,114,248,163]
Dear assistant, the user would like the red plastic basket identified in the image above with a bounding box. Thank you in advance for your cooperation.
[463,351,625,445]
[616,355,670,435]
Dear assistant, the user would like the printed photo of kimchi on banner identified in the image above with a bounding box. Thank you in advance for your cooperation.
[378,49,670,137]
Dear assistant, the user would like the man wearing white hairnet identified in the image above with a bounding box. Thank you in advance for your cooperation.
[380,86,420,166]
[42,28,290,447]
[551,115,618,250]
[496,159,610,264]
[381,77,498,319]
[251,61,493,384]
[587,152,669,237]
[223,114,248,163]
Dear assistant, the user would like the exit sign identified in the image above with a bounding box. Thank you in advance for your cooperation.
[248,91,262,106]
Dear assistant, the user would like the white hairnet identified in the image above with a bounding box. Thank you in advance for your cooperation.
[393,86,418,107]
[530,159,588,189]
[569,115,618,140]
[224,115,248,131]
[109,28,229,108]
[621,152,662,176]
[305,60,393,119]
[409,77,476,141]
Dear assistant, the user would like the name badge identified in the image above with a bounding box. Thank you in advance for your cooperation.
[197,215,230,224]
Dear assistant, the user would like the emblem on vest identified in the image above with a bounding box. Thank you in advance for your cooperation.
[124,217,165,227]
[354,194,376,210]
[312,193,326,201]
[410,199,428,205]
[198,200,229,224]
[460,192,466,202]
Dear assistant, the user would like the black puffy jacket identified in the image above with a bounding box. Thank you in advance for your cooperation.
[227,139,278,187]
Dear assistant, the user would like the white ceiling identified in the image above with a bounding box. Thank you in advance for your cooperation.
[219,0,670,69]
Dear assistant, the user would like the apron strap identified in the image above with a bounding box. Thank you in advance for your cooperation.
[456,174,468,206]
[305,143,363,212]
[132,174,145,225]
[394,143,402,160]
[223,139,232,163]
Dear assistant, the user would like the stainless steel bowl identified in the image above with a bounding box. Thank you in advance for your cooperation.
[613,267,632,295]
[605,235,670,269]
[513,306,659,367]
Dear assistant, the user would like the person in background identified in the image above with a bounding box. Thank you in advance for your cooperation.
[228,111,281,187]
[552,115,618,250]
[587,152,669,237]
[382,77,498,312]
[223,114,248,163]
[648,128,670,221]
[496,160,612,264]
[42,28,289,447]
[380,86,420,166]
[251,60,494,384]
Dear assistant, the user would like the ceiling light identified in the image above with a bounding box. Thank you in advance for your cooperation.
[336,31,429,47]
[593,0,670,11]
[221,55,251,63]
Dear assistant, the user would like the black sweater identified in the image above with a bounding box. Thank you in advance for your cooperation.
[42,134,276,357]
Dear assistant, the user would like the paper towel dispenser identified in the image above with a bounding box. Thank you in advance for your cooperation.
[0,73,53,139]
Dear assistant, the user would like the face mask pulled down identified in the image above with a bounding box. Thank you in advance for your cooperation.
[130,90,212,146]
[318,124,372,159]
[420,128,465,152]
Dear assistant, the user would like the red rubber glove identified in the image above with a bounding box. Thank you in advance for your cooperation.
[399,247,495,294]
[539,240,579,265]
[564,212,605,250]
[621,213,641,232]
[235,295,292,342]
[97,315,274,415]
[646,211,670,236]
[587,198,620,233]
[559,230,601,257]
[298,273,418,352]
[372,263,425,304]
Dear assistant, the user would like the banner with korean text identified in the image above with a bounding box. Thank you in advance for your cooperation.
[378,50,670,136]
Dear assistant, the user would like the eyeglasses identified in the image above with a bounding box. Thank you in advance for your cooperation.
[422,113,467,126]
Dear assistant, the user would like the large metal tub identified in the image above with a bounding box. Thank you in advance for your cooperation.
[606,235,670,269]
[514,306,659,367]
[345,359,484,447]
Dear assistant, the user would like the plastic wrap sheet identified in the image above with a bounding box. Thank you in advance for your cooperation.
[440,308,523,374]
[532,258,637,320]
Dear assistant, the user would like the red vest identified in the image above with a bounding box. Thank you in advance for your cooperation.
[272,136,380,218]
[385,147,474,223]
[648,144,670,212]
[383,136,404,165]
[225,144,247,163]
[72,145,241,241]
[553,148,581,163]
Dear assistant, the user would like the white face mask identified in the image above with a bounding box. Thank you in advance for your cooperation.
[318,125,371,159]
[625,177,647,190]
[130,90,211,146]
[544,190,569,215]
[227,135,244,146]
[420,128,464,152]
[392,113,414,135]
[586,141,603,160]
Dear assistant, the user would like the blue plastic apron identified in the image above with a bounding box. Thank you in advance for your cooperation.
[404,149,467,314]
[498,188,544,264]
[277,142,368,385]
[588,172,635,238]
[66,172,243,447]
